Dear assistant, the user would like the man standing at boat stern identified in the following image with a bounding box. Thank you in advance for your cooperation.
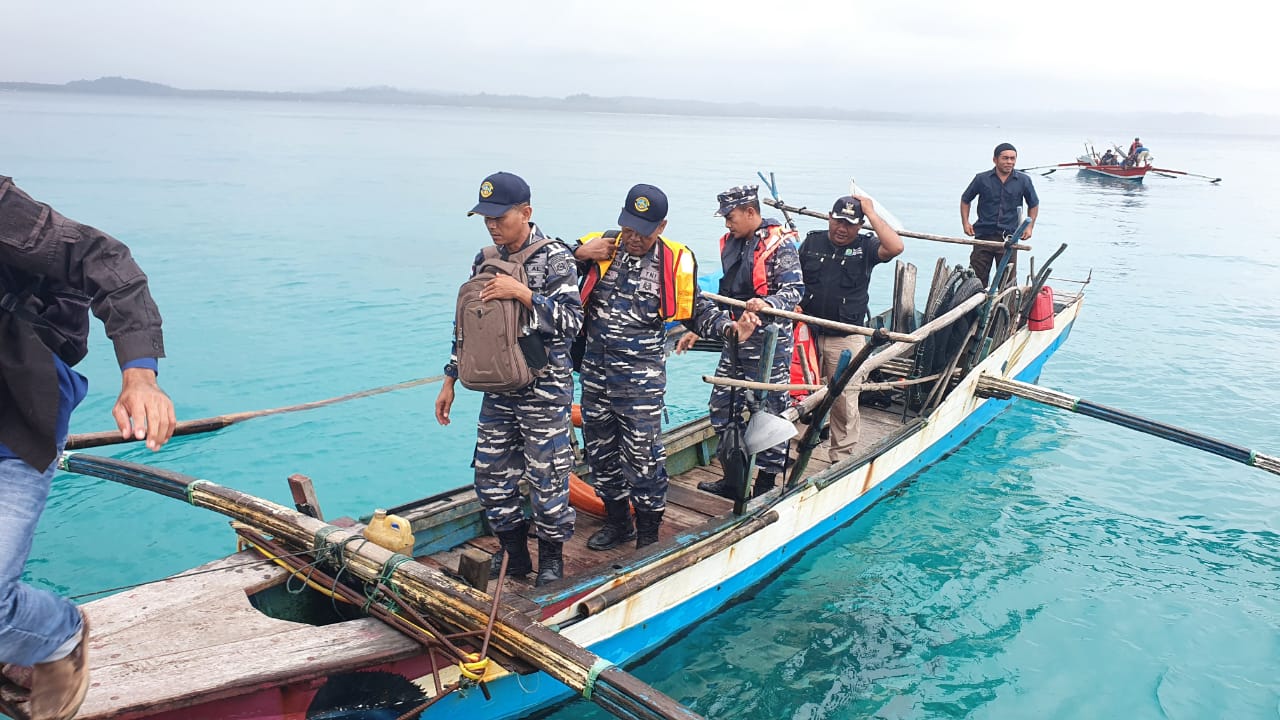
[1,176,175,720]
[434,172,583,587]
[678,185,803,499]
[797,196,903,463]
[574,185,754,550]
[960,142,1039,285]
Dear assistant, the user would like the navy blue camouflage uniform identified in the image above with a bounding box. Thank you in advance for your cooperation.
[445,224,583,542]
[711,219,804,475]
[579,240,733,513]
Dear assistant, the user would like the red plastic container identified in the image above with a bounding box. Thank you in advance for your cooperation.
[1028,286,1055,331]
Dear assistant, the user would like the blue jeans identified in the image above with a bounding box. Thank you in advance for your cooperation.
[0,455,83,666]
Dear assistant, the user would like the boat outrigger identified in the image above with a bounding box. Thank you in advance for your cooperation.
[46,203,1096,719]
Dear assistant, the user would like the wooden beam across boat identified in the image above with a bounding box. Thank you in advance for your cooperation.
[57,453,705,720]
[760,198,1031,251]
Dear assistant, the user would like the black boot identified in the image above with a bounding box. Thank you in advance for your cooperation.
[634,509,664,549]
[489,522,533,579]
[752,471,777,498]
[586,498,635,551]
[535,538,564,587]
[697,476,740,500]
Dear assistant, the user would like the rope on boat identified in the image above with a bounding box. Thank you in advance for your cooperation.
[583,658,616,701]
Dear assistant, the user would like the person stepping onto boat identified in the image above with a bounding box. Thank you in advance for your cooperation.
[796,196,904,464]
[960,142,1039,285]
[574,185,755,550]
[677,185,804,500]
[1,176,176,720]
[435,172,583,587]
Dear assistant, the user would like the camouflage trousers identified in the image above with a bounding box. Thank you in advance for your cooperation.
[474,372,576,542]
[709,325,794,475]
[580,380,668,513]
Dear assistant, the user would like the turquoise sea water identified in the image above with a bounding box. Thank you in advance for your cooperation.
[3,92,1278,719]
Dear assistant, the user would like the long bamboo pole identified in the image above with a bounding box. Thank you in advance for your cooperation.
[57,453,704,720]
[760,198,1031,251]
[974,375,1280,478]
[66,375,446,449]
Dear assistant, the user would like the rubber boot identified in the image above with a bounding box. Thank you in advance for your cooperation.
[28,611,90,720]
[752,471,777,498]
[489,522,533,579]
[535,538,564,587]
[586,498,636,551]
[696,476,740,500]
[634,509,664,549]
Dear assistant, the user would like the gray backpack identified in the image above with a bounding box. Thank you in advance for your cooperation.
[454,238,553,393]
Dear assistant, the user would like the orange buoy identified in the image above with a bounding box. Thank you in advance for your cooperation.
[568,472,606,518]
[571,403,583,428]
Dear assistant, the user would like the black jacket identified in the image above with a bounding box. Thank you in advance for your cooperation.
[0,176,165,469]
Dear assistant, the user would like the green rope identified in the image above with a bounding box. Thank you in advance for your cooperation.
[582,658,614,701]
[186,479,210,506]
[362,553,414,612]
[313,526,343,556]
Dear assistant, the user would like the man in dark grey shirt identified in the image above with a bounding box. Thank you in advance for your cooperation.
[960,142,1039,284]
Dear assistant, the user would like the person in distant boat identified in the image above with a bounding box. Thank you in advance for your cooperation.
[1,175,175,720]
[960,142,1039,285]
[676,185,804,500]
[434,172,583,587]
[1128,137,1142,160]
[796,196,904,463]
[573,184,756,551]
[1100,149,1118,166]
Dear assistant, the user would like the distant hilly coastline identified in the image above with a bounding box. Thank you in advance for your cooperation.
[0,76,908,123]
[2,76,1277,136]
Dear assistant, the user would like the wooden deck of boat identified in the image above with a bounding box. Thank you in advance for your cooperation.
[425,403,912,609]
[79,551,422,719]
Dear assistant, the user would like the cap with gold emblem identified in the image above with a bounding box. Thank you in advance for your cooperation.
[468,171,531,217]
[618,183,668,236]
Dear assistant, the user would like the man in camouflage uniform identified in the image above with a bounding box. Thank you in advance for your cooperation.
[677,185,804,499]
[574,184,756,550]
[435,171,583,587]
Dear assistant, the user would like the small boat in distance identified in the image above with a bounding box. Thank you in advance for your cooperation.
[1021,142,1222,184]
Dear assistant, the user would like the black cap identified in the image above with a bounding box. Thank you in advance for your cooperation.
[618,183,668,236]
[831,196,864,224]
[468,171,531,217]
[714,185,759,216]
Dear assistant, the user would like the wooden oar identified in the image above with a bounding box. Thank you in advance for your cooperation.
[975,375,1280,477]
[760,198,1030,251]
[66,375,446,449]
[1148,167,1223,183]
[57,452,704,720]
[1018,162,1086,175]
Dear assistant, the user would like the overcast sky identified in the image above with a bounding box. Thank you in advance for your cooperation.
[3,0,1275,116]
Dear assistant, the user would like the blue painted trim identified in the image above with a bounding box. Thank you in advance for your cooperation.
[437,320,1076,719]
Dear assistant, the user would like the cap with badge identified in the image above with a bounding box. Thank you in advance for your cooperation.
[714,184,760,217]
[830,196,864,224]
[467,171,531,217]
[618,183,668,236]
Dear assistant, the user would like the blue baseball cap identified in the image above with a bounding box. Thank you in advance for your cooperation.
[618,183,668,236]
[831,196,864,224]
[468,171,531,217]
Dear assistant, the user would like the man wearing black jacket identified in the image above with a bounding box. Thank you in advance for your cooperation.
[0,176,175,720]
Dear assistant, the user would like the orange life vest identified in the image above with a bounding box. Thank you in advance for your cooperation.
[578,232,697,321]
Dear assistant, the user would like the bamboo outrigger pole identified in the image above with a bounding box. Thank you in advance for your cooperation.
[66,375,446,449]
[760,198,1031,251]
[57,453,704,720]
[975,375,1280,478]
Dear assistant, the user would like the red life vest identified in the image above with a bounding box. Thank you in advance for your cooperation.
[718,224,797,297]
[789,320,820,401]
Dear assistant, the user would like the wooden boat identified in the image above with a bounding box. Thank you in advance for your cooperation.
[1073,156,1152,182]
[1021,145,1221,184]
[65,256,1085,720]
